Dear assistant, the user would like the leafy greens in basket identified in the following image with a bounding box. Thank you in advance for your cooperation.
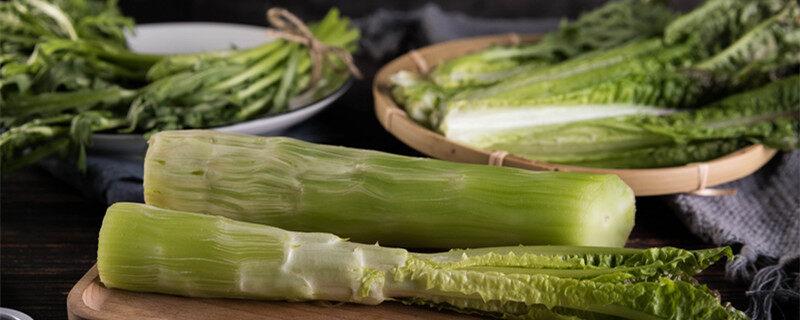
[429,0,676,90]
[389,0,800,169]
[98,202,746,320]
[467,77,799,168]
[0,0,359,172]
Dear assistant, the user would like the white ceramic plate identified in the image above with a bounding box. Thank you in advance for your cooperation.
[91,22,351,155]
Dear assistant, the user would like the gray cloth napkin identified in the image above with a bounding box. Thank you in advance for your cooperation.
[670,151,800,319]
[42,4,797,319]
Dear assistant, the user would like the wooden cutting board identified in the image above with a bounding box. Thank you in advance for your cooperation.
[67,265,479,320]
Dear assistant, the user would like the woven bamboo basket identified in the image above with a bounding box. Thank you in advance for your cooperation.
[373,33,777,196]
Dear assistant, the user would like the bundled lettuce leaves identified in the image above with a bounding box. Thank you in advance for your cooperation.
[393,39,672,128]
[429,0,676,90]
[389,0,799,168]
[464,76,799,168]
[664,0,789,50]
[143,130,635,248]
[98,202,746,320]
[695,2,800,84]
[439,2,797,140]
[392,0,676,126]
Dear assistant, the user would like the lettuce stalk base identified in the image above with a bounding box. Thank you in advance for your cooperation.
[98,203,747,320]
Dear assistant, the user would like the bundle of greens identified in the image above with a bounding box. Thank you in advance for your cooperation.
[98,202,746,320]
[390,0,799,169]
[466,76,799,168]
[429,0,676,90]
[1,0,154,171]
[126,9,358,133]
[143,130,635,248]
[392,0,677,127]
[0,0,359,172]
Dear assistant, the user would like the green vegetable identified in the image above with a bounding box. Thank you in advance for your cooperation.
[143,130,635,248]
[437,42,709,144]
[390,0,799,168]
[1,0,154,100]
[394,39,673,129]
[0,0,158,171]
[430,0,676,89]
[664,0,788,52]
[389,70,447,127]
[695,1,800,80]
[463,76,799,168]
[448,39,671,102]
[98,202,747,320]
[0,111,126,172]
[128,9,358,134]
[1,1,360,172]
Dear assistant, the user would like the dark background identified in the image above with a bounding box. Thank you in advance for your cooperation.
[2,1,761,320]
[118,0,702,24]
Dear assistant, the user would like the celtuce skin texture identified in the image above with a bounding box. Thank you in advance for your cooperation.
[98,203,747,320]
[144,130,635,248]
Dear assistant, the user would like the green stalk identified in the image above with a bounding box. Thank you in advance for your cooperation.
[234,70,282,102]
[270,47,300,112]
[145,51,232,80]
[98,203,746,320]
[234,88,277,121]
[3,86,135,118]
[143,130,635,248]
[210,45,292,92]
[228,41,283,64]
[24,0,78,40]
[37,38,162,70]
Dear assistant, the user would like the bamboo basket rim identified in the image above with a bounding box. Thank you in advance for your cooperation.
[372,33,777,196]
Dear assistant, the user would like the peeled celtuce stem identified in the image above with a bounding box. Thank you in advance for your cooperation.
[143,130,636,248]
[98,203,746,320]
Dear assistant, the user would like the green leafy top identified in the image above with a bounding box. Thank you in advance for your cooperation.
[664,0,788,52]
[421,246,732,283]
[395,255,746,320]
[429,0,675,89]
